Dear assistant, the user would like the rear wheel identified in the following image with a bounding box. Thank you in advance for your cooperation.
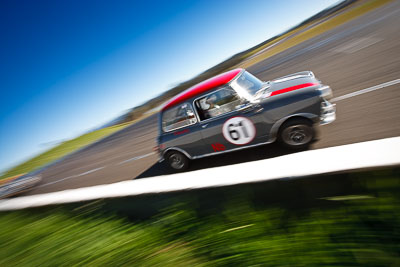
[166,151,189,171]
[279,118,315,150]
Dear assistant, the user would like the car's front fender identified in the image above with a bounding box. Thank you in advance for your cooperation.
[269,113,319,142]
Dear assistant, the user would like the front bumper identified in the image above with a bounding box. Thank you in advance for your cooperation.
[317,85,333,99]
[320,99,336,125]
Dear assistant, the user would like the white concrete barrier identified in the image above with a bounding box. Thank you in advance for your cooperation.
[0,137,399,211]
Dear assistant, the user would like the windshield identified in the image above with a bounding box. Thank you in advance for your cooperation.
[230,71,264,99]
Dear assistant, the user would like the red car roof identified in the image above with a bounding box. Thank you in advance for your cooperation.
[162,68,242,111]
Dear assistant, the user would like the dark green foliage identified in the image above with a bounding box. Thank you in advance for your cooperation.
[1,172,399,266]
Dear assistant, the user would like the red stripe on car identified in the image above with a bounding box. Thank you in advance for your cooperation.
[162,69,242,111]
[270,83,318,97]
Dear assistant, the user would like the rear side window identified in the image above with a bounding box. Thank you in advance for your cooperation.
[195,88,242,121]
[162,103,197,132]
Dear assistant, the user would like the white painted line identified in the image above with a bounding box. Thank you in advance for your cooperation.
[331,37,382,54]
[117,152,155,165]
[332,78,400,102]
[37,166,105,188]
[76,166,105,177]
[0,136,399,211]
[37,151,156,189]
[36,175,77,188]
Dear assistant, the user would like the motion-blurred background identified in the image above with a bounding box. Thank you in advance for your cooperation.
[1,0,399,265]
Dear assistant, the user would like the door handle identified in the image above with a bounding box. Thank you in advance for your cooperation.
[202,124,208,128]
[254,107,264,113]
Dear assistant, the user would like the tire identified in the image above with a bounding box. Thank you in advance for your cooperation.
[278,118,315,150]
[166,151,189,171]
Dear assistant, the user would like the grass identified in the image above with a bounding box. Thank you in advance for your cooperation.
[0,122,132,180]
[0,211,202,266]
[0,173,399,266]
[240,0,393,68]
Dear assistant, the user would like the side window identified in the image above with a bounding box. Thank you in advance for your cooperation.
[195,88,242,121]
[162,103,197,132]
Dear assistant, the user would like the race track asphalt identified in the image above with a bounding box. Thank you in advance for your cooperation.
[24,1,400,196]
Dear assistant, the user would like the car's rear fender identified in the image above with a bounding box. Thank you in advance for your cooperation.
[162,147,192,161]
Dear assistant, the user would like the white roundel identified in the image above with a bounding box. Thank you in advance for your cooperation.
[222,117,256,145]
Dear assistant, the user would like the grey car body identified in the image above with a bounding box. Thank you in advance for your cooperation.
[157,68,335,170]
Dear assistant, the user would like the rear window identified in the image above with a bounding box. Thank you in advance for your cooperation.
[162,103,197,132]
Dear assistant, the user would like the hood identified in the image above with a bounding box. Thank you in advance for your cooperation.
[252,71,319,100]
[271,71,315,84]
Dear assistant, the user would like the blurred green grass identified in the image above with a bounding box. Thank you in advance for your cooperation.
[0,122,131,180]
[1,174,399,266]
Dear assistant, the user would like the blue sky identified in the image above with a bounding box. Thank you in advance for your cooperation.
[0,0,339,173]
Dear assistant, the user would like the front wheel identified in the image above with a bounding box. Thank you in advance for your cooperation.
[166,151,189,171]
[279,118,315,150]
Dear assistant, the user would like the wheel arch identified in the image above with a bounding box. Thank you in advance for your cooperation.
[162,147,192,160]
[269,113,318,141]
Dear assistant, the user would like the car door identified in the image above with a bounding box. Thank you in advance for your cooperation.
[194,87,269,155]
